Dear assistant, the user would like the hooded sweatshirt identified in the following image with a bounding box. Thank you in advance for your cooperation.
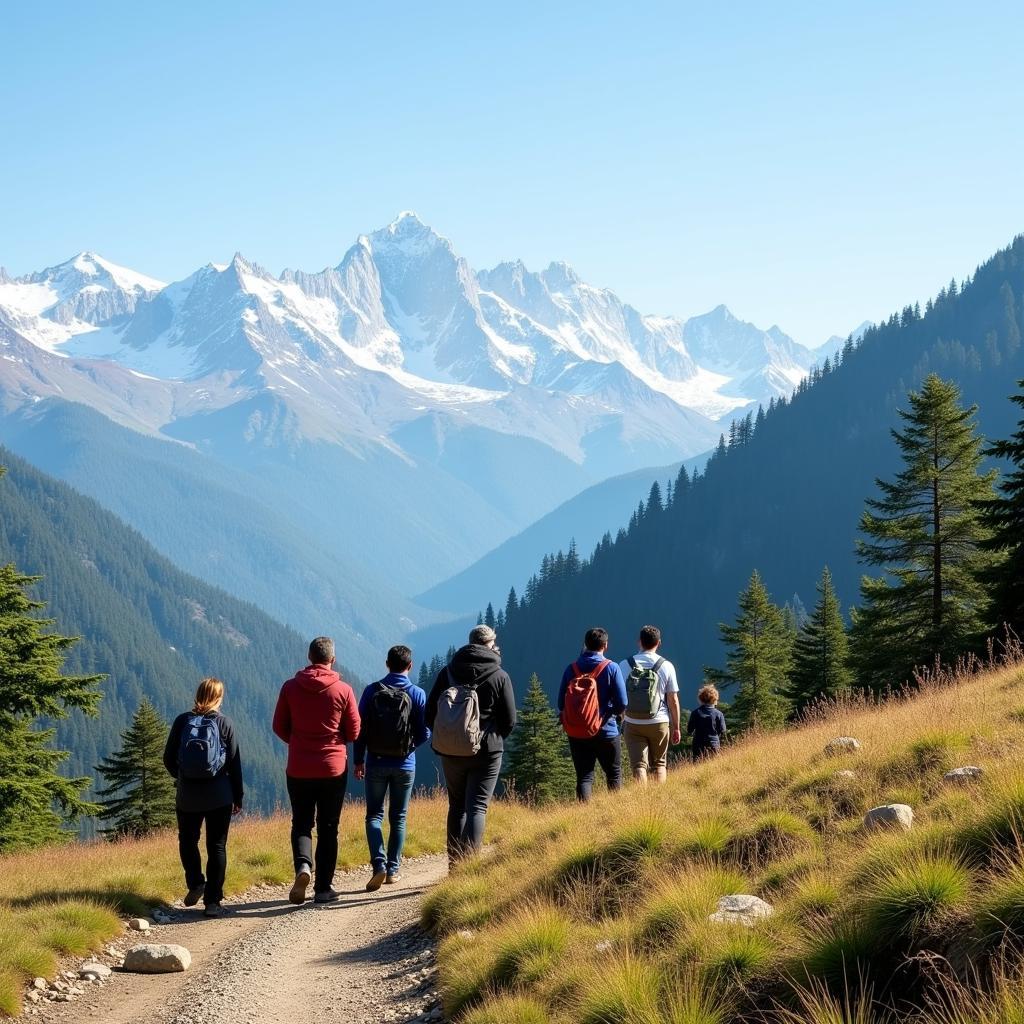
[426,644,516,756]
[272,663,361,778]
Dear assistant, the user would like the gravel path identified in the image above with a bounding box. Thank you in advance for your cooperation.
[32,856,447,1024]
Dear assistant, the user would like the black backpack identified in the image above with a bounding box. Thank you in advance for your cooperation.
[362,682,415,758]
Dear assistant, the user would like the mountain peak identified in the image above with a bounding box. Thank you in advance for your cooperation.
[542,261,580,291]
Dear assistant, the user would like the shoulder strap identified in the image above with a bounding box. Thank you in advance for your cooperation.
[627,656,637,670]
[652,658,665,673]
[572,661,583,679]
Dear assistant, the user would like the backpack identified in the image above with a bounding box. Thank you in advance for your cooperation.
[178,713,227,780]
[431,668,483,757]
[362,681,414,758]
[562,659,611,739]
[625,656,665,718]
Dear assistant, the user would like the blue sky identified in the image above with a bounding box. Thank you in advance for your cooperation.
[2,1,1022,345]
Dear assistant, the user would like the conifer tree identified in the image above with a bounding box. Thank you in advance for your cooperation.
[95,698,177,838]
[707,571,792,732]
[502,674,574,804]
[980,379,1024,636]
[786,567,852,714]
[0,531,104,850]
[851,374,997,688]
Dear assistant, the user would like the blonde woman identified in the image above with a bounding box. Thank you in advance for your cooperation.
[163,678,243,918]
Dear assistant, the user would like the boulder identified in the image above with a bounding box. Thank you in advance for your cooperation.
[708,894,774,926]
[864,804,914,831]
[123,943,191,974]
[944,766,984,783]
[79,962,111,981]
[825,737,861,756]
[127,918,151,932]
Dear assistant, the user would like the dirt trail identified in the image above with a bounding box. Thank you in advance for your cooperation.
[34,857,448,1024]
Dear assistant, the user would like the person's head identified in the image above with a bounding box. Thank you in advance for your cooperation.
[194,677,225,714]
[698,684,720,706]
[639,625,661,652]
[308,636,335,666]
[584,627,609,652]
[387,644,414,674]
[469,624,497,649]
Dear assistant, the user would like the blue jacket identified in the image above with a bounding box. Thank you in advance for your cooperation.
[687,704,727,749]
[557,651,628,739]
[353,674,430,772]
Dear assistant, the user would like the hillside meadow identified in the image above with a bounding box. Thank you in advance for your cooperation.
[0,793,526,1017]
[425,652,1024,1023]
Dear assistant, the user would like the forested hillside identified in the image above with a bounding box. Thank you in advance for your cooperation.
[0,447,361,815]
[492,235,1024,697]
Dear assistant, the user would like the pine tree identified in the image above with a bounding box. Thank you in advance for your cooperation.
[786,567,852,714]
[980,378,1024,636]
[95,698,177,838]
[501,674,575,804]
[0,544,104,850]
[707,571,792,732]
[851,374,997,688]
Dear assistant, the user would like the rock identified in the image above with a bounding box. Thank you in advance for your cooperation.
[127,918,151,932]
[709,894,774,926]
[455,929,475,941]
[32,978,46,991]
[945,766,984,782]
[79,962,112,980]
[26,991,40,1004]
[835,770,857,780]
[123,943,191,973]
[105,947,123,958]
[825,737,861,756]
[593,939,614,952]
[864,803,914,831]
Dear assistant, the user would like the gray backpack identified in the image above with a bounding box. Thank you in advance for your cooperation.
[625,656,665,718]
[431,669,483,756]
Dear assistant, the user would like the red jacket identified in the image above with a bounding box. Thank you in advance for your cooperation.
[272,664,361,778]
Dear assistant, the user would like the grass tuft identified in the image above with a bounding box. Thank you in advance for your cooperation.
[461,994,553,1024]
[576,957,662,1024]
[491,905,570,988]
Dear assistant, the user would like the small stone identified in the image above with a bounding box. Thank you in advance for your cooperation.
[864,803,914,831]
[79,962,112,980]
[709,894,774,926]
[825,737,861,756]
[455,929,475,940]
[32,978,47,991]
[62,971,78,981]
[26,991,40,1004]
[593,939,614,952]
[127,918,151,932]
[123,943,191,973]
[53,980,69,992]
[945,766,984,782]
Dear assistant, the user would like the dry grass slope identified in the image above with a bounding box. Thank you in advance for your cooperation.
[425,657,1024,1023]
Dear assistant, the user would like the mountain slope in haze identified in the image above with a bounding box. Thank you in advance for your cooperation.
[487,236,1024,697]
[0,446,360,813]
[416,451,711,615]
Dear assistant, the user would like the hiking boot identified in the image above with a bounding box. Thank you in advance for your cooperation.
[384,873,402,885]
[183,883,205,907]
[289,865,312,905]
[314,888,341,904]
[203,903,224,918]
[365,868,387,892]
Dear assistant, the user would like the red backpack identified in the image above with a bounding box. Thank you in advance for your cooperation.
[562,659,611,739]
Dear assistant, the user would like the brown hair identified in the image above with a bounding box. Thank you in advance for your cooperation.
[193,677,225,715]
[698,684,719,706]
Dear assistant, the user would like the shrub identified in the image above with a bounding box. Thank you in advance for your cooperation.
[861,852,970,948]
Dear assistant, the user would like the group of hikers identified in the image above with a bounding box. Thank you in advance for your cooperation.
[161,624,726,917]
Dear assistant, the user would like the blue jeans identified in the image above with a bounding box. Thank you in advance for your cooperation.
[364,766,415,874]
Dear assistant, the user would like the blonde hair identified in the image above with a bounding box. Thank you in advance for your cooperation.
[193,677,225,715]
[698,684,719,706]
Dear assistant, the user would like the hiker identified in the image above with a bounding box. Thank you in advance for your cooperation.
[618,625,681,785]
[687,683,727,760]
[353,644,430,891]
[426,624,516,864]
[273,636,360,905]
[558,627,628,802]
[163,677,243,919]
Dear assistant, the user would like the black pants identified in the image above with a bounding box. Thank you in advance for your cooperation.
[568,735,622,802]
[286,772,348,893]
[176,805,232,906]
[692,743,720,762]
[440,750,503,861]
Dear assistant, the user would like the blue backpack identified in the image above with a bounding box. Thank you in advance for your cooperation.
[178,714,227,779]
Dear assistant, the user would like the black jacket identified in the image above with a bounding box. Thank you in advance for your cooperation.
[163,711,244,813]
[687,704,727,750]
[426,644,516,755]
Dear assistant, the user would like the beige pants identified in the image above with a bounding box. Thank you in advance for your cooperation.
[624,720,670,772]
